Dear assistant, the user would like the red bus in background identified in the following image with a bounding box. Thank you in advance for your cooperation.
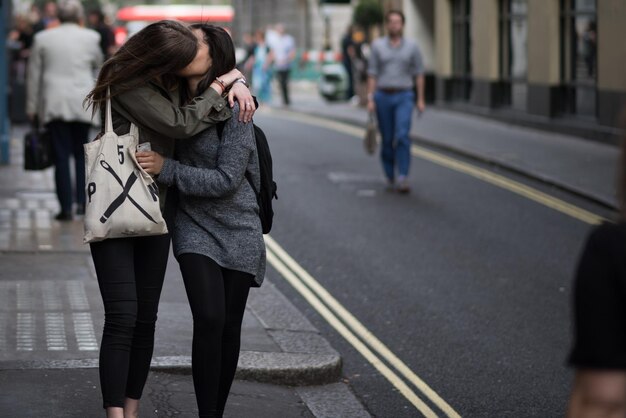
[113,5,234,45]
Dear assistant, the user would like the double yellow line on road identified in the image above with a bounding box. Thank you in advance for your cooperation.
[265,235,461,418]
[410,146,606,225]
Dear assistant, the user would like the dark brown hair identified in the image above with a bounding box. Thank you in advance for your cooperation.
[85,20,198,114]
[181,24,236,103]
[386,10,405,24]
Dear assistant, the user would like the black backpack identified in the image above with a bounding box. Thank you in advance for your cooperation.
[217,122,277,234]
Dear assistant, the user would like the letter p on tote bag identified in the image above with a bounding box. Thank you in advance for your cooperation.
[83,97,167,243]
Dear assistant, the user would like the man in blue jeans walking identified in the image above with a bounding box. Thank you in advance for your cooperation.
[367,10,425,193]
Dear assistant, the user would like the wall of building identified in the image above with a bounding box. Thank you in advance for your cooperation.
[423,0,625,135]
[597,0,626,126]
[403,0,435,71]
[526,0,561,117]
[434,0,452,78]
[469,0,500,107]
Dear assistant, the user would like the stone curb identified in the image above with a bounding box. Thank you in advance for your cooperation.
[279,106,618,211]
[0,351,342,387]
[152,351,342,386]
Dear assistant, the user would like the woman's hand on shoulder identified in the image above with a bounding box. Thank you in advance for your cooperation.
[217,68,256,123]
[229,82,255,123]
[136,151,165,176]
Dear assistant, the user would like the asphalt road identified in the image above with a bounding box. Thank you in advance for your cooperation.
[254,110,608,418]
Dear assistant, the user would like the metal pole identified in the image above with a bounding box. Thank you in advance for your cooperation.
[0,0,10,165]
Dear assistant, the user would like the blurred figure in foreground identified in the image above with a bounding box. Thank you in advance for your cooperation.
[567,110,626,417]
[26,0,103,220]
[367,10,425,194]
[269,23,295,106]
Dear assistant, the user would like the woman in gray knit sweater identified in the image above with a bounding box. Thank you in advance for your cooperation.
[137,25,265,418]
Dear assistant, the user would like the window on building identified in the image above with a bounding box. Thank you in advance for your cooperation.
[451,0,472,101]
[500,0,528,111]
[561,0,597,118]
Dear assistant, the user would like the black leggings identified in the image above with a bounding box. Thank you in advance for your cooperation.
[90,234,170,409]
[178,253,252,418]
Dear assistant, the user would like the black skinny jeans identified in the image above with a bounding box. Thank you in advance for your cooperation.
[90,234,170,409]
[178,253,252,418]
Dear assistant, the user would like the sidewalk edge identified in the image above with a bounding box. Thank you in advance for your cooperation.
[0,351,342,386]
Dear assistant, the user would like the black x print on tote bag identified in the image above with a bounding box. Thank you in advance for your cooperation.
[83,94,168,243]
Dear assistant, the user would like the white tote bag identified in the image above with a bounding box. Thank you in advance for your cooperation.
[83,95,168,243]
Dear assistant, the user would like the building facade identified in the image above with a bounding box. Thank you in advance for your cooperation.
[406,0,625,140]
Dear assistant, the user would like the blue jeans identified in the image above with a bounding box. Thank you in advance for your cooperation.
[374,89,415,182]
[47,120,90,213]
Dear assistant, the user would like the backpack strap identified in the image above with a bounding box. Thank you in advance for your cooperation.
[216,120,226,139]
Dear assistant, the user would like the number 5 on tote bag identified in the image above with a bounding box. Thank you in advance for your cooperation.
[83,93,167,243]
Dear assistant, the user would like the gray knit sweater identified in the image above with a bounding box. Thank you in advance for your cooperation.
[157,104,265,286]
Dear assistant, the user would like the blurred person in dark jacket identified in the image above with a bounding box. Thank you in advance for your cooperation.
[88,9,116,59]
[33,1,59,32]
[26,0,103,220]
[341,25,356,100]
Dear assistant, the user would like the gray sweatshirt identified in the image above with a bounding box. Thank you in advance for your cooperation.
[157,104,265,286]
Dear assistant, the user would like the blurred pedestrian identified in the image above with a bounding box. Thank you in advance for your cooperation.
[33,1,59,32]
[567,110,626,417]
[87,9,115,60]
[241,32,256,67]
[138,24,265,418]
[582,21,597,78]
[270,23,295,106]
[7,15,33,77]
[248,30,273,103]
[367,10,425,194]
[26,0,103,220]
[341,25,356,100]
[7,15,34,122]
[85,20,254,418]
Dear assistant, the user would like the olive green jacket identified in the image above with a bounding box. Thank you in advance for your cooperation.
[102,81,233,208]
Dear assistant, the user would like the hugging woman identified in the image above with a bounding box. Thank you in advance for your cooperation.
[84,20,255,418]
[137,24,266,418]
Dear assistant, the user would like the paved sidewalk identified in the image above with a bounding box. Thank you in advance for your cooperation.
[282,87,620,210]
[0,125,369,417]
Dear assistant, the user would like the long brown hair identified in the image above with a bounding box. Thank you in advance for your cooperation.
[180,24,236,104]
[85,20,198,114]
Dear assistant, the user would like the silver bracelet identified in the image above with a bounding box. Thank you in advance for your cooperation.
[234,77,248,87]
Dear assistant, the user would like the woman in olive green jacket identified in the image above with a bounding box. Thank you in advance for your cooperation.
[84,20,255,418]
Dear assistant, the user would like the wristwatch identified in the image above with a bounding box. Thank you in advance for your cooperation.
[234,77,248,87]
